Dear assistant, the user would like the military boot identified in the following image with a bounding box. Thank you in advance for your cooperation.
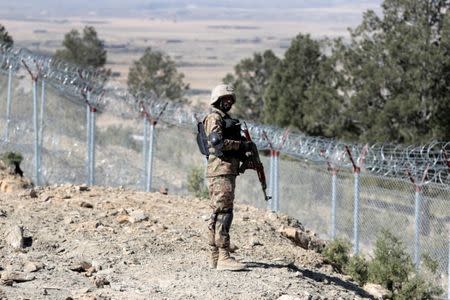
[216,247,246,271]
[209,246,219,269]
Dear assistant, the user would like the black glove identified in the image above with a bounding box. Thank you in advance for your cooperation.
[239,141,254,153]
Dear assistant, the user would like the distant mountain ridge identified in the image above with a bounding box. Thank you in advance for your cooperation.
[0,0,381,20]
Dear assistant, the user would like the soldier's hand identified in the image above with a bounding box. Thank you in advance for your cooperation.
[239,141,253,153]
[246,161,256,170]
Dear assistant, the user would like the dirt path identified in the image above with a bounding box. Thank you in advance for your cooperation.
[0,185,374,300]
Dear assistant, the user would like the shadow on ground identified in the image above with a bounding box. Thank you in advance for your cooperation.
[246,261,375,299]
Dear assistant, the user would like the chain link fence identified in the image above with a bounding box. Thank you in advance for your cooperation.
[0,48,449,295]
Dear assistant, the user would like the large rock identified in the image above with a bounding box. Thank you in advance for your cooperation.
[0,178,30,193]
[129,210,148,223]
[5,225,24,249]
[0,271,35,285]
[363,283,391,299]
[0,161,32,193]
[278,226,325,252]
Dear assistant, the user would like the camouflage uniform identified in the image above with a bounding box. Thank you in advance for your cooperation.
[204,108,243,249]
[203,84,247,270]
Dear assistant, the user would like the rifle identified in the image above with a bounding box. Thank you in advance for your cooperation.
[239,122,271,201]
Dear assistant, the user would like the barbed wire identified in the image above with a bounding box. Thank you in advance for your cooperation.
[0,45,106,108]
[1,45,449,186]
[102,86,450,186]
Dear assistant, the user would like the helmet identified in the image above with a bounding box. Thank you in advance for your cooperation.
[210,84,235,105]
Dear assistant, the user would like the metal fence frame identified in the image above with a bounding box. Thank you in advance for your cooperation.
[1,46,449,297]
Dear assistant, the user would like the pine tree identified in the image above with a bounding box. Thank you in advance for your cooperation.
[263,34,322,130]
[0,24,13,48]
[340,0,450,143]
[54,26,107,70]
[223,50,280,121]
[127,47,188,101]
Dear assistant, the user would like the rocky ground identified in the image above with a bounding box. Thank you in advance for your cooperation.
[0,172,379,300]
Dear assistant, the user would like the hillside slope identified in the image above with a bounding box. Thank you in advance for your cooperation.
[0,184,375,300]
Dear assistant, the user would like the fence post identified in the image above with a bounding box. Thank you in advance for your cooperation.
[22,60,41,185]
[142,117,149,190]
[262,129,288,212]
[321,149,343,240]
[38,79,46,180]
[447,232,449,300]
[85,101,91,184]
[413,186,421,269]
[273,150,280,212]
[146,122,155,192]
[4,65,13,142]
[345,145,367,255]
[32,78,39,185]
[84,90,96,186]
[268,150,274,211]
[407,166,429,270]
[331,169,337,239]
[89,104,96,186]
[353,170,361,254]
[140,102,167,193]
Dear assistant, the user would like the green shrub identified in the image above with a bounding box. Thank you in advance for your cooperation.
[421,254,438,275]
[1,151,23,166]
[345,255,369,286]
[187,166,209,198]
[322,238,351,272]
[368,230,413,292]
[395,274,443,300]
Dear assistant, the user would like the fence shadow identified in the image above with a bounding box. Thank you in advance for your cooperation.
[245,261,375,299]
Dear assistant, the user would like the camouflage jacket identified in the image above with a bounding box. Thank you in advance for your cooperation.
[204,108,244,177]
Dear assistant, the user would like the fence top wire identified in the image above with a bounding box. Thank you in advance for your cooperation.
[1,45,106,107]
[1,45,449,186]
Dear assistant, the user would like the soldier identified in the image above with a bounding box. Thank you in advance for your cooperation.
[203,84,253,271]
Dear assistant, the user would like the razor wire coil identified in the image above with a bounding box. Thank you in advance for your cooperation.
[1,45,449,186]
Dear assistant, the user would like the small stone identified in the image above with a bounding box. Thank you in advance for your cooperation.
[85,266,96,277]
[276,295,302,300]
[159,187,168,195]
[76,221,100,231]
[78,185,90,192]
[24,261,44,273]
[229,243,239,253]
[77,294,97,300]
[42,194,53,202]
[69,261,92,273]
[64,217,75,225]
[129,210,148,223]
[80,202,93,209]
[250,239,263,247]
[91,276,110,288]
[29,189,38,198]
[116,215,129,224]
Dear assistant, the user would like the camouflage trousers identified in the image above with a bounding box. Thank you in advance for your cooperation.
[207,175,236,249]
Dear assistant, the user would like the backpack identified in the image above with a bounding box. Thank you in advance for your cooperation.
[196,120,210,158]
